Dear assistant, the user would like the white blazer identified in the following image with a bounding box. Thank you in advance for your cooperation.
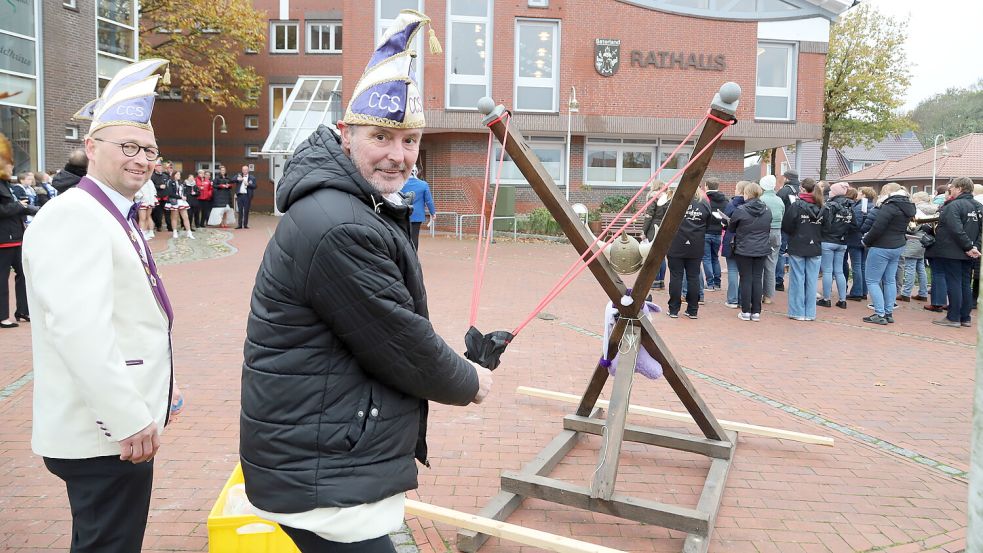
[23,187,172,459]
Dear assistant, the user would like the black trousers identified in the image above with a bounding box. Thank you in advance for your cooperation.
[736,254,766,314]
[187,199,200,230]
[236,194,252,228]
[281,526,397,553]
[667,256,701,315]
[43,456,154,553]
[198,200,213,227]
[937,257,974,323]
[151,203,172,231]
[410,222,422,249]
[0,245,28,320]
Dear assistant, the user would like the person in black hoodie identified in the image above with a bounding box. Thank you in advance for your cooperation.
[774,170,801,290]
[703,177,728,290]
[727,182,772,321]
[861,183,917,325]
[0,135,39,328]
[818,182,854,309]
[925,177,983,327]
[666,194,712,319]
[781,178,823,321]
[641,182,670,289]
[50,149,88,194]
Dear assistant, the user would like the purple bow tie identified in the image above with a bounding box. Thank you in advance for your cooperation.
[127,202,139,222]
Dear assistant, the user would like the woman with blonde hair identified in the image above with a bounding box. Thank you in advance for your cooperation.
[781,178,824,321]
[861,183,915,324]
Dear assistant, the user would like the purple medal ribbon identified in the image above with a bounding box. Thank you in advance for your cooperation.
[77,177,174,329]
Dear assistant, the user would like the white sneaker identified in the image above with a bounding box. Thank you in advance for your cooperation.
[724,302,740,309]
[738,312,751,321]
[173,230,178,239]
[751,313,761,321]
[186,231,195,240]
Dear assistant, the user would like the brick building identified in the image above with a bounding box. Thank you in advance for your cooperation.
[154,0,851,219]
[0,0,138,174]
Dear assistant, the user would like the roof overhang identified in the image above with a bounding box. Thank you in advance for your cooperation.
[616,0,851,22]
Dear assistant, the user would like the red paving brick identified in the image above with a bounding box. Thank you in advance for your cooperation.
[0,215,974,552]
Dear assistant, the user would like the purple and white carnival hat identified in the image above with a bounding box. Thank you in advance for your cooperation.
[342,10,441,129]
[73,58,169,135]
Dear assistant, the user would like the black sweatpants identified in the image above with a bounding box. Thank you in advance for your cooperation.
[410,222,422,249]
[281,526,397,553]
[668,256,701,316]
[0,245,28,320]
[43,456,154,553]
[736,254,766,315]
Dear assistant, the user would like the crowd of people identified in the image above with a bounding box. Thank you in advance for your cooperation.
[642,171,983,328]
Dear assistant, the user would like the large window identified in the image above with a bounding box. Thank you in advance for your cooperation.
[514,19,559,112]
[307,21,342,53]
[97,0,137,91]
[446,0,491,110]
[0,0,38,173]
[585,138,690,187]
[491,137,564,186]
[755,41,796,120]
[271,21,299,53]
[270,85,294,128]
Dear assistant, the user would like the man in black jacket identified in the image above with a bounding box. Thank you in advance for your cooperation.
[703,177,728,290]
[774,170,800,290]
[150,161,171,232]
[926,177,982,327]
[50,149,88,194]
[240,11,492,553]
[666,196,712,319]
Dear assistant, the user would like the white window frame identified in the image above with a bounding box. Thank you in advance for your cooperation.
[491,137,565,186]
[96,0,138,90]
[445,0,492,110]
[306,21,342,53]
[376,0,424,93]
[755,41,796,121]
[245,115,259,129]
[65,125,79,140]
[196,161,219,174]
[269,84,294,128]
[246,145,260,158]
[514,19,560,113]
[270,21,299,54]
[63,0,77,8]
[583,138,688,188]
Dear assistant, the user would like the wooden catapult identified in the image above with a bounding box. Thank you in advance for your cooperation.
[456,83,743,553]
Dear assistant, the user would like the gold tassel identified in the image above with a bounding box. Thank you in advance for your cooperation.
[428,26,442,55]
[162,66,171,86]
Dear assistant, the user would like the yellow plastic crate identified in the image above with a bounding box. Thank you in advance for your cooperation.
[207,463,301,553]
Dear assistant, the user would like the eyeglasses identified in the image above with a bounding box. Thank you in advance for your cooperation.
[92,137,161,161]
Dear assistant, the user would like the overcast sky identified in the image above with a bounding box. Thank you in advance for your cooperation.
[862,0,983,110]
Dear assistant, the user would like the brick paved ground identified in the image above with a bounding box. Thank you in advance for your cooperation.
[0,215,974,553]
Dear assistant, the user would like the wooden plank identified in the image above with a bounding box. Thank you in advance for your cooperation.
[407,499,627,553]
[501,472,709,535]
[590,323,640,499]
[563,415,733,459]
[682,431,738,553]
[518,386,834,446]
[457,409,599,552]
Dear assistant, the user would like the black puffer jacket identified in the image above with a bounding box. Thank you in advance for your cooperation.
[705,190,729,232]
[667,199,711,259]
[240,126,479,513]
[781,198,823,257]
[51,163,85,194]
[926,192,983,260]
[728,198,772,258]
[0,181,36,245]
[862,194,916,249]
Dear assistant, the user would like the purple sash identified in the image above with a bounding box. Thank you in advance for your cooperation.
[77,177,174,329]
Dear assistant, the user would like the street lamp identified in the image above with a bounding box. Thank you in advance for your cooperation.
[931,133,949,196]
[565,86,579,202]
[211,114,228,178]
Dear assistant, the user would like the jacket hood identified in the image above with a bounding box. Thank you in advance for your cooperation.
[276,125,381,213]
[743,198,768,217]
[883,194,916,218]
[798,199,821,219]
[706,190,727,202]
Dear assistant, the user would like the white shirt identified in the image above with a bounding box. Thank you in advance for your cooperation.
[89,176,147,261]
[252,493,405,543]
[238,174,249,194]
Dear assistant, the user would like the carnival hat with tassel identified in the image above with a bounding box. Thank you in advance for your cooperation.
[73,58,170,136]
[342,9,441,129]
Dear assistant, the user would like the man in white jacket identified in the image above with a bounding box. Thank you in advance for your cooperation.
[22,58,183,553]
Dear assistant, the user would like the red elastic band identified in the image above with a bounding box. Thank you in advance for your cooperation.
[706,111,735,126]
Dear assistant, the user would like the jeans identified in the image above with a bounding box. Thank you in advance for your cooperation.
[725,256,740,305]
[934,257,974,323]
[652,260,667,288]
[681,265,705,300]
[820,242,848,301]
[928,258,948,306]
[901,257,928,298]
[865,246,904,316]
[736,255,766,314]
[847,246,866,297]
[668,256,702,315]
[788,255,820,319]
[776,232,789,285]
[762,229,781,299]
[703,233,722,288]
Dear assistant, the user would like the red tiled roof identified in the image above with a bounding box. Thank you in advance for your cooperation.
[844,133,983,182]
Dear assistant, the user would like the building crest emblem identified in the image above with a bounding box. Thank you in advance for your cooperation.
[595,39,621,77]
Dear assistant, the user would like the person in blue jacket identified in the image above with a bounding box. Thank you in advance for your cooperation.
[401,166,436,249]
